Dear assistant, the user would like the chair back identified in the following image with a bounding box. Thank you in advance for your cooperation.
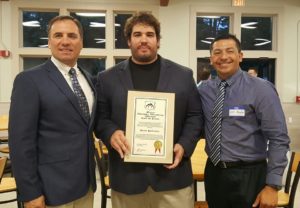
[0,157,7,183]
[95,140,110,184]
[283,151,300,208]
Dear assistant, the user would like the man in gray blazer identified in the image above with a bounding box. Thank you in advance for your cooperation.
[9,16,96,207]
[94,12,203,208]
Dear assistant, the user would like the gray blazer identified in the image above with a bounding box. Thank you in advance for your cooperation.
[9,60,97,205]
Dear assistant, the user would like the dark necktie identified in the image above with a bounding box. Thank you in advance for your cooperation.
[69,68,90,121]
[210,80,227,166]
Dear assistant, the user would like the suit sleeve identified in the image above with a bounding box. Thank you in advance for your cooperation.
[8,73,43,202]
[177,70,204,157]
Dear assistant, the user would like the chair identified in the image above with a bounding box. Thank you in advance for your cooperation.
[0,156,22,207]
[191,139,208,208]
[194,201,208,208]
[191,139,207,200]
[94,139,111,208]
[277,151,300,208]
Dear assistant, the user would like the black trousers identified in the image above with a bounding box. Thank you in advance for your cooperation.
[204,159,267,208]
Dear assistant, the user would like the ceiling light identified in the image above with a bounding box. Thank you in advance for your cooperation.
[90,22,106,27]
[254,38,271,46]
[22,21,40,27]
[75,13,105,17]
[38,44,48,48]
[201,40,212,44]
[94,38,105,44]
[241,22,258,29]
[198,16,221,19]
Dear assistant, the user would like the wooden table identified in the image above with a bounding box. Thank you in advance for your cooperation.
[0,115,8,131]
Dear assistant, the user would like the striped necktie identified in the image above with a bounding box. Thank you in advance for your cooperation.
[69,68,90,121]
[210,80,227,166]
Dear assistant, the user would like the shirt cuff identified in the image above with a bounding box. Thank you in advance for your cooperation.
[266,173,283,187]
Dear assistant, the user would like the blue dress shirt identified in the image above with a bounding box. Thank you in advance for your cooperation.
[198,69,290,186]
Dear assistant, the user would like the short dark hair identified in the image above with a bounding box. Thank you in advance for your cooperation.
[124,12,161,41]
[47,15,83,39]
[210,33,241,54]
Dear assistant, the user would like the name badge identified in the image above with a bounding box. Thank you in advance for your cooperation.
[229,107,245,117]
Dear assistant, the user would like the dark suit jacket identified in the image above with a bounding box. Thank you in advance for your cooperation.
[95,57,203,194]
[8,60,96,206]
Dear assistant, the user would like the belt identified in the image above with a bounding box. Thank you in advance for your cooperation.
[210,159,266,169]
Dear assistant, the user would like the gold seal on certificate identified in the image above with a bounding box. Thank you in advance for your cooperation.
[124,91,175,164]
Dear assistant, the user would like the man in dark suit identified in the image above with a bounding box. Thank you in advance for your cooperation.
[94,12,203,208]
[8,15,96,208]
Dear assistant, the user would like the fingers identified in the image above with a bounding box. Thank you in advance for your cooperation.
[252,195,260,207]
[110,130,130,158]
[165,144,184,169]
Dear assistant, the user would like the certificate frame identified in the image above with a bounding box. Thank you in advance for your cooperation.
[124,90,175,164]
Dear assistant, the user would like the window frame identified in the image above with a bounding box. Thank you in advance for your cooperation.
[189,5,282,86]
[11,1,158,78]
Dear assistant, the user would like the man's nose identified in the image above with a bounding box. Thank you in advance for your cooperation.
[141,34,148,42]
[61,36,71,44]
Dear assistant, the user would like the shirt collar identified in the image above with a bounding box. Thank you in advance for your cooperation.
[51,56,79,74]
[215,68,243,87]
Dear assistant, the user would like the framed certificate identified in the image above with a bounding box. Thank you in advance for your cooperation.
[124,91,175,164]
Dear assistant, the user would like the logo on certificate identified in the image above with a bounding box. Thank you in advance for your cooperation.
[144,101,156,110]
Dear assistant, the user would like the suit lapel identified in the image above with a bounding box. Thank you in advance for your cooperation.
[156,57,171,91]
[117,60,134,90]
[45,60,88,123]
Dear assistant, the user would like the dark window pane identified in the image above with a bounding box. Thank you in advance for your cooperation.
[197,57,275,84]
[241,16,273,50]
[78,58,106,77]
[23,57,49,70]
[115,13,133,49]
[70,12,106,48]
[23,11,58,47]
[196,15,230,50]
[240,58,275,83]
[197,58,216,81]
[23,57,105,80]
[115,57,128,64]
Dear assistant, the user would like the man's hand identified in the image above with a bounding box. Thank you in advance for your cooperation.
[252,185,278,208]
[164,143,184,169]
[24,195,46,208]
[110,130,130,158]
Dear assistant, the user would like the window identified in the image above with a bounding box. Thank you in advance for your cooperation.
[23,11,59,47]
[196,15,230,50]
[191,7,279,86]
[115,57,128,64]
[70,12,106,48]
[23,57,105,78]
[23,57,49,70]
[78,58,106,77]
[240,58,275,83]
[114,12,133,49]
[241,16,273,50]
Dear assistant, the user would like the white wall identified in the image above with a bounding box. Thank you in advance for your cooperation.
[1,0,300,104]
[0,1,12,103]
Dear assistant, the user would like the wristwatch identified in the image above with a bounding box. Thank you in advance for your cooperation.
[267,184,282,191]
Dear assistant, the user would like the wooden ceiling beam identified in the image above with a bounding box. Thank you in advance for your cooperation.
[160,0,169,7]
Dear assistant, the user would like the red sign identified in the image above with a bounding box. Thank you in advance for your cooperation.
[0,50,10,57]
